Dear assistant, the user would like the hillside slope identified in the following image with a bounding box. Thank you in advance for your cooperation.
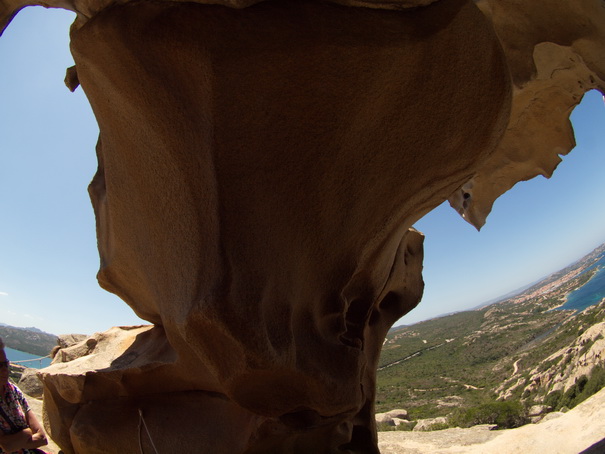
[376,243,605,423]
[378,385,605,453]
[0,325,57,357]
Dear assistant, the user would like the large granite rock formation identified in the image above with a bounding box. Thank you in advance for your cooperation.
[1,0,603,452]
[448,0,605,228]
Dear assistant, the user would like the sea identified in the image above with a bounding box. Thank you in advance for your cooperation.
[558,254,605,312]
[5,347,51,369]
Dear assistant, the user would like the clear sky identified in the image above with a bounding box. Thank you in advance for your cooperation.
[0,8,604,335]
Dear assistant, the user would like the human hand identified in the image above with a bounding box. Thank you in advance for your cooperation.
[32,431,48,445]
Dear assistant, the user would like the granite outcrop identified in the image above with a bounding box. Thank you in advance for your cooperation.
[1,0,603,452]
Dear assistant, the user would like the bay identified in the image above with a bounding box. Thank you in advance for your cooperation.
[5,347,51,369]
[559,254,605,312]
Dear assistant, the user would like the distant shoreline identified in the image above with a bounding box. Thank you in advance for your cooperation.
[5,347,51,369]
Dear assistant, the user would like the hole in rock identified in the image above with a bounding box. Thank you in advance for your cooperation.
[402,89,605,327]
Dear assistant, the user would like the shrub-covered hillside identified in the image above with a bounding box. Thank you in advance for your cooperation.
[376,243,605,428]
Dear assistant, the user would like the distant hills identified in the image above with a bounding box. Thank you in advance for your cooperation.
[0,325,57,357]
[376,242,605,428]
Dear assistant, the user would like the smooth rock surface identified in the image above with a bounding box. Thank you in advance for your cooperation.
[34,1,509,452]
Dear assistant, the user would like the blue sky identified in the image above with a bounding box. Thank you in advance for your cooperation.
[0,8,604,335]
[407,89,605,325]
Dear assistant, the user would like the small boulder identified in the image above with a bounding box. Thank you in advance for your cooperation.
[51,334,99,364]
[529,404,553,423]
[56,334,88,349]
[538,411,565,423]
[385,409,409,420]
[375,413,394,425]
[392,418,415,430]
[18,368,44,399]
[413,416,447,431]
[376,408,409,426]
[528,405,552,417]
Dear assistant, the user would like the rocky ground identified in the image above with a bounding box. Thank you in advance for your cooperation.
[378,387,605,453]
[22,355,605,454]
[28,388,605,453]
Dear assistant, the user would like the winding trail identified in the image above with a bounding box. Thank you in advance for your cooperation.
[512,358,521,376]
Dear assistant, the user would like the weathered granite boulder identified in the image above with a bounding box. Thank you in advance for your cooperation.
[14,1,509,452]
[0,0,602,452]
[386,409,409,420]
[449,0,605,228]
[51,334,97,364]
[376,413,395,425]
[528,404,552,423]
[1,0,441,34]
[392,418,415,429]
[528,405,552,418]
[538,411,565,424]
[41,326,261,454]
[413,417,448,431]
[17,367,44,399]
[499,319,605,400]
[376,409,409,425]
[55,334,88,350]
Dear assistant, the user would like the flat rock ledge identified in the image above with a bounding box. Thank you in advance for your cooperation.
[378,387,605,454]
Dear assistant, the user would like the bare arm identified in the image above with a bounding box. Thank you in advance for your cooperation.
[26,410,46,438]
[25,409,48,448]
[0,411,48,452]
[0,427,34,452]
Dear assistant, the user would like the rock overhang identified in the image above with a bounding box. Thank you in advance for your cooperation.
[2,0,603,452]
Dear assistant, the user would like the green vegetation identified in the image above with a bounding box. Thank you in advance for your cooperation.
[448,400,529,429]
[377,311,495,416]
[376,302,571,416]
[544,366,605,411]
[376,246,605,429]
[0,325,57,357]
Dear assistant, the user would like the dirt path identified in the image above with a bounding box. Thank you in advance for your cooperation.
[512,358,521,376]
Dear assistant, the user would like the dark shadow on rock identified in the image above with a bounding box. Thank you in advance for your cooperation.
[580,437,605,454]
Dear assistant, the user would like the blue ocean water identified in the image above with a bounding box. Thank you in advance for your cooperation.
[5,347,51,369]
[558,254,605,312]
